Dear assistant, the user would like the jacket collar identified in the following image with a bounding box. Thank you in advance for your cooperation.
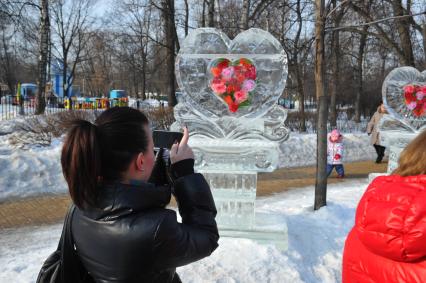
[83,181,171,221]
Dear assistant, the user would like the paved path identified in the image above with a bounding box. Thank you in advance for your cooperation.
[0,160,387,229]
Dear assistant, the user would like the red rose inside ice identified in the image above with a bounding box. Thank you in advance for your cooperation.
[209,58,257,113]
[403,84,426,117]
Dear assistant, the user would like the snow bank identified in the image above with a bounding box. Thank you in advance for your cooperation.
[0,180,368,283]
[0,136,67,202]
[0,129,376,201]
[279,133,377,168]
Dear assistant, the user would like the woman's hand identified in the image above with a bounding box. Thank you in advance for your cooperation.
[170,127,194,164]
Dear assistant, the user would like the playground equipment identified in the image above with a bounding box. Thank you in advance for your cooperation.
[14,83,38,106]
[63,96,128,110]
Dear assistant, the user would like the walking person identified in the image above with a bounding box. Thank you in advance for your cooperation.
[342,130,426,283]
[367,101,387,163]
[327,129,345,178]
[60,107,219,282]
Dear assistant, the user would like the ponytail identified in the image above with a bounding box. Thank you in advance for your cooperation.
[61,120,101,209]
[61,107,150,209]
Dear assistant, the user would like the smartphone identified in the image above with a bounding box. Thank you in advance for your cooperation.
[153,130,184,149]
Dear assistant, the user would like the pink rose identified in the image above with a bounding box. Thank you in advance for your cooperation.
[242,79,256,92]
[211,82,226,94]
[407,101,417,110]
[404,85,416,95]
[221,67,234,81]
[234,90,248,103]
[416,91,426,100]
[419,86,426,93]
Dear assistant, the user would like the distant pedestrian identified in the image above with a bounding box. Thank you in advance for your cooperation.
[367,101,387,163]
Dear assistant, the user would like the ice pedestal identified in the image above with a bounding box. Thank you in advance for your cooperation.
[378,115,423,174]
[190,139,288,250]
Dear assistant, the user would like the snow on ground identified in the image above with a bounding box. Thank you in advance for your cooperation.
[0,127,376,202]
[0,179,368,283]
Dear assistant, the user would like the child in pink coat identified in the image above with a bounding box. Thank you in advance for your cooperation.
[327,129,344,178]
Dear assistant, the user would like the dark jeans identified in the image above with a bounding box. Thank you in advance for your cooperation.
[373,144,386,163]
[327,164,345,177]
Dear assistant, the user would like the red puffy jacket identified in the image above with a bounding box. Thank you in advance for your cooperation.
[343,175,426,283]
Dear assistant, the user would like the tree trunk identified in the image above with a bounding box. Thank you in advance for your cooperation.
[1,30,17,97]
[355,27,368,123]
[391,0,415,66]
[329,31,339,128]
[240,0,250,31]
[207,0,214,27]
[184,0,189,36]
[295,64,306,132]
[314,0,327,210]
[162,0,177,106]
[142,56,147,100]
[133,70,138,98]
[35,0,49,115]
[423,23,426,69]
[62,54,68,99]
[202,0,206,27]
[329,0,342,128]
[294,0,306,132]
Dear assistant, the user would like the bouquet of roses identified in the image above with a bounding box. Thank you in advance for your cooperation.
[403,84,426,117]
[210,58,256,113]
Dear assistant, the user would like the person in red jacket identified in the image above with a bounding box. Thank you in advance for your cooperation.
[342,130,426,283]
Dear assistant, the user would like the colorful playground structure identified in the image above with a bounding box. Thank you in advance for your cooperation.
[64,96,128,110]
[63,89,128,109]
[8,61,131,110]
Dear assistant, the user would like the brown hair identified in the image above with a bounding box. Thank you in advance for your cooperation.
[378,101,387,114]
[392,130,426,177]
[61,107,149,208]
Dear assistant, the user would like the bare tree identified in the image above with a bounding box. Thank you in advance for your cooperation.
[79,31,114,97]
[50,0,95,99]
[161,0,177,106]
[348,1,416,66]
[240,0,250,31]
[111,0,157,100]
[314,0,327,210]
[184,0,189,36]
[201,0,206,27]
[354,26,368,122]
[389,0,415,66]
[277,0,315,132]
[328,0,345,128]
[35,0,49,114]
[0,16,18,96]
[207,0,214,27]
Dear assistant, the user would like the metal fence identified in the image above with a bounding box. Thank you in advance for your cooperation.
[0,96,132,121]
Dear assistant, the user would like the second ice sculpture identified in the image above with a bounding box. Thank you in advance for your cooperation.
[172,28,289,247]
[380,67,426,173]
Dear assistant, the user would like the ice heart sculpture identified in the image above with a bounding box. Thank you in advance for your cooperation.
[209,58,257,113]
[175,28,287,118]
[382,67,426,130]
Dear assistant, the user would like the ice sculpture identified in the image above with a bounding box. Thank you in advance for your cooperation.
[380,67,426,173]
[172,28,289,247]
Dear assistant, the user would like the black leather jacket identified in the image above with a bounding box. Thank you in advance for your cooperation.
[72,173,219,283]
